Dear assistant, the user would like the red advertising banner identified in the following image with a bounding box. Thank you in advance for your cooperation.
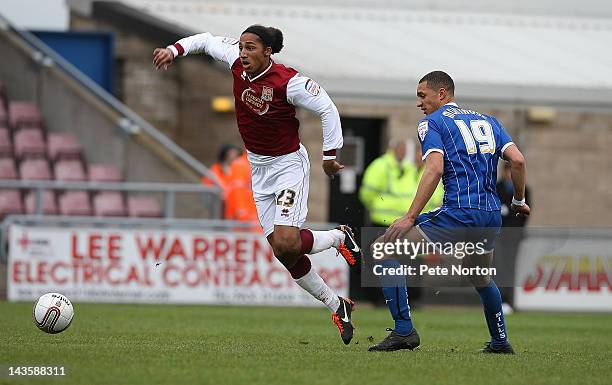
[8,225,349,306]
[515,236,612,312]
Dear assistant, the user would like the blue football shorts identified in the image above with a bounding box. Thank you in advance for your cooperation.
[415,207,502,252]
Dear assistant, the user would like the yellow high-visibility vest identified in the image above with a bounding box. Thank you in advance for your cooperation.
[359,152,443,226]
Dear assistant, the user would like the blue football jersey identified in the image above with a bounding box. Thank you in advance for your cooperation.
[417,102,514,211]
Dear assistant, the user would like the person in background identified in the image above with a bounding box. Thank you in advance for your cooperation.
[202,143,242,196]
[359,139,443,305]
[224,151,260,230]
[360,140,443,227]
[496,161,530,311]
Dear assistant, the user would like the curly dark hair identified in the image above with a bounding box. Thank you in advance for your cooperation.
[242,25,284,54]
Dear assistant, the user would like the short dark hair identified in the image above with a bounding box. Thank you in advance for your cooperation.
[419,71,455,95]
[218,144,241,163]
[242,25,284,54]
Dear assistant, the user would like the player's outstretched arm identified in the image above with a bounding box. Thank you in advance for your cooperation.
[406,152,444,220]
[153,32,239,71]
[383,152,443,242]
[503,144,530,218]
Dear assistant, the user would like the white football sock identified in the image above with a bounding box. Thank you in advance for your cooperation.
[310,229,345,253]
[294,267,341,312]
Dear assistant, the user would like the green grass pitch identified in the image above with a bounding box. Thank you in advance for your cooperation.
[1,301,611,385]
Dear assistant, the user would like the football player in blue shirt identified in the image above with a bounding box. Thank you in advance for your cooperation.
[369,71,530,353]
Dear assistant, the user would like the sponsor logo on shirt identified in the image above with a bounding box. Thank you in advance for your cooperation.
[418,121,429,141]
[304,79,320,96]
[241,87,269,115]
[261,86,274,101]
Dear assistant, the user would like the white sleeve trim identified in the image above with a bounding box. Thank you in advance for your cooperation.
[287,74,343,155]
[501,141,516,155]
[166,44,179,58]
[422,148,444,161]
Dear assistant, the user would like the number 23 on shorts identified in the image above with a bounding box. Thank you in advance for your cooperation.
[276,189,296,207]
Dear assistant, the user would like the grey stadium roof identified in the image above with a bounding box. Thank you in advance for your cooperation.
[90,1,612,107]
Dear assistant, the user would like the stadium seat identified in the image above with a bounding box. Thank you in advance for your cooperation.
[58,191,92,216]
[0,85,7,124]
[9,101,43,131]
[88,164,121,182]
[13,128,46,159]
[127,196,162,217]
[0,106,7,127]
[48,133,83,161]
[24,190,58,215]
[93,191,126,216]
[19,158,52,180]
[0,81,5,104]
[0,127,13,157]
[54,159,87,181]
[0,189,24,217]
[0,158,18,179]
[14,121,45,133]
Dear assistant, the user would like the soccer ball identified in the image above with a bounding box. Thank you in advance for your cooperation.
[32,293,74,334]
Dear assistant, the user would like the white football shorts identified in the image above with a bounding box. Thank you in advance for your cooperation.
[248,144,310,237]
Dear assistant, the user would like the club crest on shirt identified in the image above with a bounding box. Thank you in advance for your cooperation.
[261,86,273,101]
[418,121,429,141]
[241,87,269,115]
[304,79,320,96]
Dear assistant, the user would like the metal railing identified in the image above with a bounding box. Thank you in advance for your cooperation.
[0,179,222,218]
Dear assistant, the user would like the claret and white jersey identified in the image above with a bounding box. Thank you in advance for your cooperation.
[168,32,343,160]
[168,32,343,236]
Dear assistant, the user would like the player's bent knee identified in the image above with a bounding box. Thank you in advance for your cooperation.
[270,233,301,258]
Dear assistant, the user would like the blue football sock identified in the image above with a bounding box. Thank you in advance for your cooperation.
[476,280,508,348]
[380,259,413,335]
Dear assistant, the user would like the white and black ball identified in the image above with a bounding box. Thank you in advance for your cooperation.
[33,293,74,334]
